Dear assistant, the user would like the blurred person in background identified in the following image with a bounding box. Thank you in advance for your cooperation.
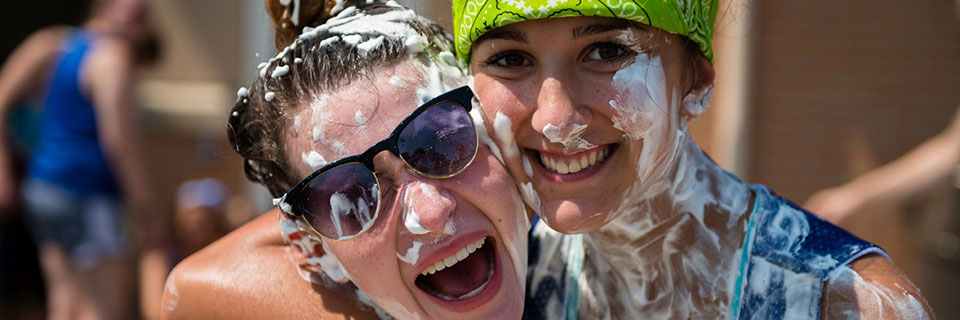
[0,0,160,318]
[140,178,230,320]
[805,108,960,225]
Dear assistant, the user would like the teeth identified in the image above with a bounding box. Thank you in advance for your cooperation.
[568,159,581,173]
[557,161,569,174]
[540,147,611,175]
[420,237,485,276]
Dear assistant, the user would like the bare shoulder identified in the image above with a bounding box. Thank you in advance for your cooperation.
[161,210,378,320]
[821,254,934,319]
[22,26,71,51]
[85,35,135,68]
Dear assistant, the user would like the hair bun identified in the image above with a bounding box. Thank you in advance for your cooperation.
[265,0,367,51]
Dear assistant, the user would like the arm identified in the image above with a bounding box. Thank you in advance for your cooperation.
[0,27,68,212]
[161,211,379,319]
[83,37,158,237]
[805,107,960,224]
[821,255,934,319]
[139,248,170,320]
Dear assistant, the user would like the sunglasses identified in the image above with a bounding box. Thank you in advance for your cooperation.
[282,86,479,241]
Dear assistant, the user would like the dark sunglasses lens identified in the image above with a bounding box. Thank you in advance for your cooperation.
[299,162,379,240]
[398,101,477,177]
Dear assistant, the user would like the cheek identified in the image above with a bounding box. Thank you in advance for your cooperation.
[474,75,531,124]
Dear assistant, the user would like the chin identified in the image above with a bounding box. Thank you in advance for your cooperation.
[541,201,613,234]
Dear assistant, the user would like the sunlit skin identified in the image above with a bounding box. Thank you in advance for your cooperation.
[282,60,526,319]
[470,17,707,233]
[469,16,934,318]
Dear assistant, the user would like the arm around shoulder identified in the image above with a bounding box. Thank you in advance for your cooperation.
[822,254,935,319]
[160,211,378,320]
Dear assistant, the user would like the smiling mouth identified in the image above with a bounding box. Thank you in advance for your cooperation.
[532,145,617,175]
[415,237,495,301]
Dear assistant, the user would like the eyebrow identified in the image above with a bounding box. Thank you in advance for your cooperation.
[572,20,635,39]
[475,28,528,44]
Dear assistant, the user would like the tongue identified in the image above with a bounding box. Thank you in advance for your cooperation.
[422,243,492,298]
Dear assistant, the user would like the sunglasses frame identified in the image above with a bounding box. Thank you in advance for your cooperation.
[283,86,479,241]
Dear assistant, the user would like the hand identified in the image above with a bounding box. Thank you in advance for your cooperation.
[804,187,866,226]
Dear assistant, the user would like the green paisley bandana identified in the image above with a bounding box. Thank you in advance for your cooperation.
[452,0,718,63]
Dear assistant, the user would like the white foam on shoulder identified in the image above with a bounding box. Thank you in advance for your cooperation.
[825,266,929,320]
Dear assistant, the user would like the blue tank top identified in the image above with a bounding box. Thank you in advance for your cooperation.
[28,29,118,196]
[523,184,884,319]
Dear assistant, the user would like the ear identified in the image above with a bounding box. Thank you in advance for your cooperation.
[680,54,716,122]
[279,213,351,284]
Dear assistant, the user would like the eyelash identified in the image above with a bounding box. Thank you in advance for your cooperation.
[482,50,531,70]
[583,42,636,64]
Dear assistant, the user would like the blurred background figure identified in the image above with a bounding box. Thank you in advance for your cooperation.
[139,178,231,320]
[805,108,960,225]
[0,0,160,319]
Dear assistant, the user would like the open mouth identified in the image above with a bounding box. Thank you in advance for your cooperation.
[415,237,496,301]
[532,145,617,175]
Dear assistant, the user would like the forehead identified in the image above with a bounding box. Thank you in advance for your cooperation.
[480,16,638,40]
[286,62,423,173]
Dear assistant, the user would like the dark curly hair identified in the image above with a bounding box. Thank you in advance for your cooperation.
[227,0,458,197]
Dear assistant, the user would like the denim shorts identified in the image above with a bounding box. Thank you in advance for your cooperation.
[21,178,125,270]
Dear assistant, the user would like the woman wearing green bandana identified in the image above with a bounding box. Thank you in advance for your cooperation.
[454,0,934,318]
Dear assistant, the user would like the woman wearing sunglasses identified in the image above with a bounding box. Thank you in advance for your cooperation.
[161,2,530,319]
[454,1,934,319]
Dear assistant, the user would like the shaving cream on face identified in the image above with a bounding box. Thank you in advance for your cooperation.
[301,150,327,169]
[403,208,428,234]
[389,75,406,88]
[560,28,759,318]
[397,241,424,265]
[443,220,456,235]
[493,111,520,160]
[521,155,534,178]
[542,122,595,152]
[402,188,429,235]
[520,181,541,217]
[355,110,367,125]
[470,108,505,165]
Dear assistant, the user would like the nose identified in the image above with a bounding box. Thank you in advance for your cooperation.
[401,181,456,236]
[531,77,592,145]
[373,151,457,236]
